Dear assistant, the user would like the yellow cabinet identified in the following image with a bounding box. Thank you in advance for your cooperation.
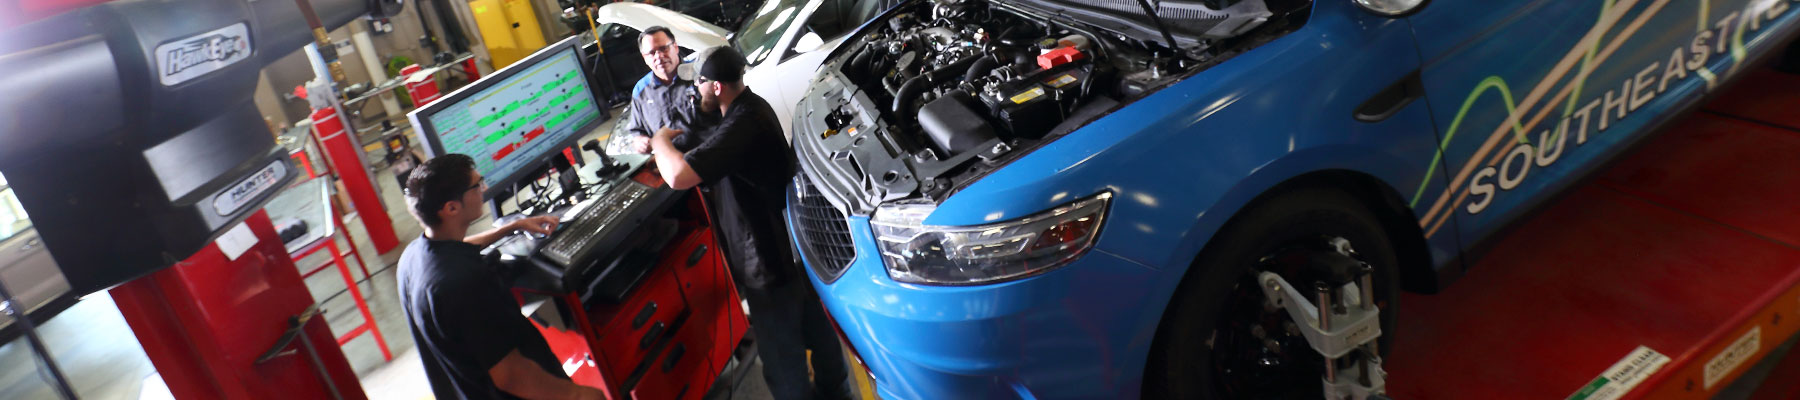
[471,0,549,68]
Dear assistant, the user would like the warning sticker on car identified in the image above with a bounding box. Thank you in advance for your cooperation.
[1704,326,1761,389]
[1565,346,1670,400]
[1010,87,1045,104]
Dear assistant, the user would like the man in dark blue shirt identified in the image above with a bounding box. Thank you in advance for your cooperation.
[617,26,714,154]
[397,154,601,400]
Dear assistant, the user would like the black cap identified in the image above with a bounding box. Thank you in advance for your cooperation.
[695,46,747,83]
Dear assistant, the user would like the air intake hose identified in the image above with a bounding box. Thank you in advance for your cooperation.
[891,54,982,123]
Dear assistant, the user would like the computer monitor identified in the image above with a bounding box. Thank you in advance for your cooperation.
[409,35,606,200]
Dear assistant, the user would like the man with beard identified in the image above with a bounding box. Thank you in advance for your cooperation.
[646,46,852,400]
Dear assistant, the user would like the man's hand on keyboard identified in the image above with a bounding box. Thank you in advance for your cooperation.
[509,215,561,237]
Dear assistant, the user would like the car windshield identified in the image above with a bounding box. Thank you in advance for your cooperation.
[734,0,806,65]
[0,174,29,243]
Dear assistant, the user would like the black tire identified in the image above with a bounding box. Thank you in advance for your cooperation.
[1143,186,1402,399]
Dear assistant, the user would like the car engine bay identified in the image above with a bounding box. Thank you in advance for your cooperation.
[795,0,1312,214]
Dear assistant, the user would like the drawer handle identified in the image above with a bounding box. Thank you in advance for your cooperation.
[662,344,685,372]
[687,245,707,267]
[640,322,665,349]
[633,302,657,330]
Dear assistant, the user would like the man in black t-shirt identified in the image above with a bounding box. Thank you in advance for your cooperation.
[647,46,852,400]
[397,154,602,400]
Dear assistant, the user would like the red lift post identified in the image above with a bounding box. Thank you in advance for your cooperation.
[310,107,402,253]
[1386,67,1800,399]
[110,211,368,400]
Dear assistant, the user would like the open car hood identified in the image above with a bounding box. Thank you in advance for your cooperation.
[595,3,732,50]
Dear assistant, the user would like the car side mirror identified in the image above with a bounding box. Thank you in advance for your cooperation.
[795,31,825,54]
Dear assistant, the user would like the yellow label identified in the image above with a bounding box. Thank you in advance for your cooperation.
[1046,74,1077,88]
[1010,87,1045,104]
[848,126,859,136]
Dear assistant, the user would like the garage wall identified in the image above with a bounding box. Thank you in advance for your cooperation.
[532,0,574,40]
[252,0,440,127]
[252,71,291,129]
[256,48,322,127]
[249,0,584,127]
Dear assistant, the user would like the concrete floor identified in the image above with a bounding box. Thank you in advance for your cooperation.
[0,295,159,400]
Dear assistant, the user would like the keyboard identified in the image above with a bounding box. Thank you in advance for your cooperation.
[542,181,652,266]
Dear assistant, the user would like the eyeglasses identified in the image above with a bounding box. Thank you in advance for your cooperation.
[641,43,677,57]
[467,177,485,194]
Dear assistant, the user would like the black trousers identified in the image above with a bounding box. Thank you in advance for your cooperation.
[740,277,853,400]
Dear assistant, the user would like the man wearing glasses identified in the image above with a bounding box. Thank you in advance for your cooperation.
[396,154,603,399]
[620,26,714,153]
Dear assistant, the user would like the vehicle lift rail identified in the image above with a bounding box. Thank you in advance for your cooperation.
[1379,66,1800,399]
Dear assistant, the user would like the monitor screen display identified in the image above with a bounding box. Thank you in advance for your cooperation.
[416,44,602,194]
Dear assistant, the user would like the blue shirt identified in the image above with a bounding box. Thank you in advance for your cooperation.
[623,71,715,151]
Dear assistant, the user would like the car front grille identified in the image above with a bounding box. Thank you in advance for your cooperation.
[791,172,856,283]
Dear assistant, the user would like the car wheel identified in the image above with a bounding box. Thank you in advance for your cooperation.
[1144,186,1401,399]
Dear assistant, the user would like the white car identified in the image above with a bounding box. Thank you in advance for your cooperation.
[0,178,70,335]
[596,0,889,137]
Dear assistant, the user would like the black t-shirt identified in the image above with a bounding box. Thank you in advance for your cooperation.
[397,236,565,399]
[683,89,796,289]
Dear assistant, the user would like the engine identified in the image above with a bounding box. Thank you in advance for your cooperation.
[833,0,1274,157]
[792,0,1308,213]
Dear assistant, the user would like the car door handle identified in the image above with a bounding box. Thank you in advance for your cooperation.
[1354,71,1424,123]
[19,238,39,252]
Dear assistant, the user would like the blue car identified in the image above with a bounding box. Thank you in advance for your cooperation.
[783,0,1800,397]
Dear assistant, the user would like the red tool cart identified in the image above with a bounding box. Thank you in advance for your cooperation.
[507,164,750,400]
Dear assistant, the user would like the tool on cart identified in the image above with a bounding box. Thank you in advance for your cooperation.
[1258,237,1391,400]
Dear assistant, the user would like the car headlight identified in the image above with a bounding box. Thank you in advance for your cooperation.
[870,192,1111,285]
[1353,0,1427,16]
